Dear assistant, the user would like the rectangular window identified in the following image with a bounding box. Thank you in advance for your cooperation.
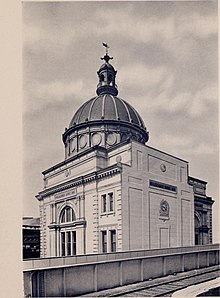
[102,194,107,213]
[102,231,107,253]
[72,231,76,255]
[110,230,116,252]
[67,231,71,256]
[61,232,65,256]
[109,192,114,212]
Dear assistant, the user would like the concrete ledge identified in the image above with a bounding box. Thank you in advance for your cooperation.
[23,244,220,271]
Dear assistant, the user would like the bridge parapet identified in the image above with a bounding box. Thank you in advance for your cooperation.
[23,244,220,297]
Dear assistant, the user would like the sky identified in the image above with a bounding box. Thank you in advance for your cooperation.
[23,1,219,242]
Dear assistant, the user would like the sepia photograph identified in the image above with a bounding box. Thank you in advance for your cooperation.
[22,1,219,297]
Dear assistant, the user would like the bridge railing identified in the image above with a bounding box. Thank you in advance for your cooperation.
[23,244,220,297]
[23,243,219,271]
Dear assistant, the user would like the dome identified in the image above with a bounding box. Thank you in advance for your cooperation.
[69,94,145,129]
[62,47,149,159]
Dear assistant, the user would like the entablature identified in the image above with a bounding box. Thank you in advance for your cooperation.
[36,163,122,200]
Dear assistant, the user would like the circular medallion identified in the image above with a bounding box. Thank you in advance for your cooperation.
[160,200,169,217]
[106,132,117,146]
[92,133,102,146]
[65,169,71,177]
[160,163,166,172]
[116,155,122,163]
[79,135,87,149]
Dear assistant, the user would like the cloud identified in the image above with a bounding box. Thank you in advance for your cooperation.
[23,22,76,50]
[151,129,217,159]
[119,63,172,90]
[178,13,217,39]
[96,7,217,44]
[35,80,84,99]
[146,84,218,118]
[23,80,88,113]
[190,86,218,117]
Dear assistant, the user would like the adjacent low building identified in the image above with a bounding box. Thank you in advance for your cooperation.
[189,177,214,245]
[36,50,214,258]
[23,217,40,259]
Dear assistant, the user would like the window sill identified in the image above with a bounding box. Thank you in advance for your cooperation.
[100,211,115,217]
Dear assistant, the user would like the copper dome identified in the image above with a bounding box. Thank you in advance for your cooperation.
[69,94,146,129]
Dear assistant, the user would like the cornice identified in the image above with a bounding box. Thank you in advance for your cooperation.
[188,176,207,185]
[36,163,122,200]
[195,195,214,205]
[42,145,107,175]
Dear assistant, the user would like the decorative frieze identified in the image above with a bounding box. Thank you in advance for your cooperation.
[36,164,121,200]
[54,188,77,200]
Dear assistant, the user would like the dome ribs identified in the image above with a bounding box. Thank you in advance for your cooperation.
[125,100,142,127]
[118,97,132,122]
[69,95,146,128]
[102,94,106,119]
[104,94,117,120]
[115,97,129,122]
[90,96,103,120]
[69,100,88,126]
[110,95,119,120]
[78,98,94,123]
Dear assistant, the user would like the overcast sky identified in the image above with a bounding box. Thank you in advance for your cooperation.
[23,1,219,242]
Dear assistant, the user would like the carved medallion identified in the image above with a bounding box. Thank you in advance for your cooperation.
[79,135,87,148]
[92,133,102,146]
[106,132,117,145]
[160,200,169,217]
[160,163,166,172]
[65,169,71,177]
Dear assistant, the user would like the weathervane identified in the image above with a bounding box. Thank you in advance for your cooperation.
[101,42,113,63]
[102,42,109,54]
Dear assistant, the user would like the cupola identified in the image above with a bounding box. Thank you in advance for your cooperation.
[96,52,118,96]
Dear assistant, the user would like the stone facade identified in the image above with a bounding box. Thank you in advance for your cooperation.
[37,140,199,257]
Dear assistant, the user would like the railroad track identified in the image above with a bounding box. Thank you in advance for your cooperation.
[81,265,220,297]
[115,269,220,297]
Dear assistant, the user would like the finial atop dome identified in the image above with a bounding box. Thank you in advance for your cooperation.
[96,43,118,96]
[101,43,113,63]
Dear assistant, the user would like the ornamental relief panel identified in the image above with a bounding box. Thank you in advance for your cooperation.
[159,199,169,217]
[92,132,102,146]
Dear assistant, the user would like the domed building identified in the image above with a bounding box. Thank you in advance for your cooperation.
[36,49,214,257]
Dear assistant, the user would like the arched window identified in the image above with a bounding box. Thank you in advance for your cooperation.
[59,206,77,256]
[100,74,105,82]
[60,206,76,223]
